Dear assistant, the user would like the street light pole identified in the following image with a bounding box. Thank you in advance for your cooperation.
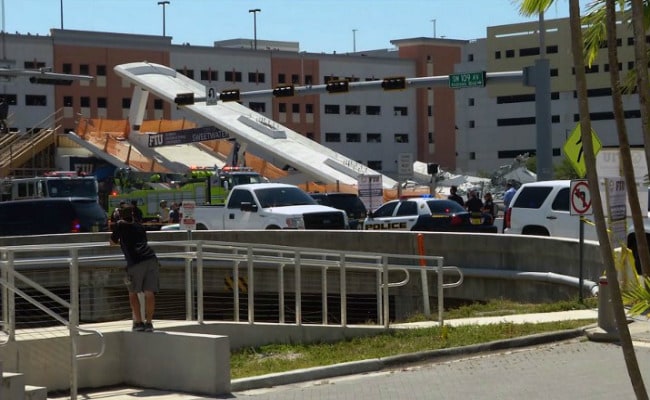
[157,1,170,37]
[249,8,261,50]
[431,19,436,38]
[352,29,357,52]
[60,0,63,29]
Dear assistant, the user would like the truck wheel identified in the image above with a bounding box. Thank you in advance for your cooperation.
[266,225,281,229]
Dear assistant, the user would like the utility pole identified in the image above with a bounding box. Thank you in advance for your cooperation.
[249,9,261,50]
[352,29,357,52]
[431,19,436,38]
[157,1,170,37]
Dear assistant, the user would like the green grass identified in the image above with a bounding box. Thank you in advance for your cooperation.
[231,298,598,379]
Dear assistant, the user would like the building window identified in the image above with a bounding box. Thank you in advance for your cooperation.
[506,49,515,58]
[79,64,90,75]
[225,71,242,82]
[122,98,131,108]
[24,61,45,69]
[325,132,341,142]
[96,65,106,76]
[519,47,540,57]
[2,94,17,105]
[292,103,300,113]
[278,73,286,84]
[25,95,47,106]
[154,99,164,110]
[97,97,107,108]
[427,106,432,116]
[249,102,266,112]
[345,105,361,115]
[291,74,300,84]
[497,117,536,126]
[367,160,382,170]
[469,152,476,160]
[305,104,314,114]
[394,133,409,143]
[346,133,361,142]
[367,133,381,143]
[469,120,475,128]
[628,61,635,70]
[324,104,340,114]
[428,132,433,143]
[200,70,218,81]
[80,97,90,108]
[177,69,195,79]
[468,54,474,62]
[551,115,560,123]
[495,51,501,59]
[366,105,381,115]
[393,106,408,116]
[546,45,558,53]
[248,72,265,83]
[305,75,313,85]
[468,98,475,106]
[63,96,73,107]
[279,103,287,113]
[62,63,72,74]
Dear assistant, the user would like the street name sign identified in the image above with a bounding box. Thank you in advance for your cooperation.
[449,71,486,88]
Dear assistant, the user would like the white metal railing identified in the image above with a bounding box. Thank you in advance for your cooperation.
[0,238,463,398]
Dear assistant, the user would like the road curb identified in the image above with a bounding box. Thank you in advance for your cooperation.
[231,328,587,392]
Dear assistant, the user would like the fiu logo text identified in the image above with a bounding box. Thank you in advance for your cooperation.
[364,222,408,230]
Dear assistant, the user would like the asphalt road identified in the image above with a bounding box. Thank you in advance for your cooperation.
[233,339,650,400]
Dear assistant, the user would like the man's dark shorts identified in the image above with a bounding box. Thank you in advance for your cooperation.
[124,257,160,293]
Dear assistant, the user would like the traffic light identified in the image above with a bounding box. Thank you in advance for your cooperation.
[219,89,240,102]
[273,85,295,98]
[174,92,195,105]
[381,76,406,91]
[427,163,439,175]
[326,79,349,94]
[29,76,73,85]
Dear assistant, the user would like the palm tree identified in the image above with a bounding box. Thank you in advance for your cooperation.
[582,0,650,278]
[519,0,647,397]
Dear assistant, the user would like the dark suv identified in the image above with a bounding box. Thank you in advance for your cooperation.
[0,198,108,236]
[309,192,367,229]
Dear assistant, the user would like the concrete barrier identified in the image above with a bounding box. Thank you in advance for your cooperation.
[0,329,230,396]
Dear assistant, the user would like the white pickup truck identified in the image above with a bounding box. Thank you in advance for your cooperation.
[192,183,348,230]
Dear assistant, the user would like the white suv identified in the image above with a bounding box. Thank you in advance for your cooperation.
[504,180,598,240]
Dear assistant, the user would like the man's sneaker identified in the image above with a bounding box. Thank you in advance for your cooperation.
[132,322,145,332]
[144,322,154,332]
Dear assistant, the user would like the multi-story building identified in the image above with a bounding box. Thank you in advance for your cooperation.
[4,16,639,180]
[0,28,463,180]
[454,17,645,174]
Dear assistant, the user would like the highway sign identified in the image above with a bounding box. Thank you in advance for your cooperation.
[449,71,486,88]
[147,126,229,147]
[563,124,602,178]
[570,179,592,215]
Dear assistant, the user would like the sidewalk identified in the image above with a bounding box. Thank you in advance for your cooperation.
[53,309,650,400]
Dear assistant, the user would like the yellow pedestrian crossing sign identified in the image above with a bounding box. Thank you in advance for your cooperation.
[563,124,602,178]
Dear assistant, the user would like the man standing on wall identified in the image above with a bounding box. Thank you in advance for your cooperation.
[110,204,160,332]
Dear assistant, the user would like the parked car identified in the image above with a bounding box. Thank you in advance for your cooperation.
[0,198,109,236]
[309,192,367,229]
[363,196,497,233]
[503,180,600,240]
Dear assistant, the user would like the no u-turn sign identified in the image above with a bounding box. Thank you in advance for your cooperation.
[570,179,592,215]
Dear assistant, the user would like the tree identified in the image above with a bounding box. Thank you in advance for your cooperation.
[518,1,647,397]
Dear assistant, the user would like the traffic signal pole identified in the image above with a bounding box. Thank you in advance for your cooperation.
[198,71,524,103]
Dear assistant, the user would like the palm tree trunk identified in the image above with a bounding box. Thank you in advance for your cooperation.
[595,0,647,397]
[629,0,650,278]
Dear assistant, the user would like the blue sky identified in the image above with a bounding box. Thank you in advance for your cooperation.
[6,0,590,53]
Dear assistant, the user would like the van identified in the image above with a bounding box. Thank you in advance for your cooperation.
[0,198,109,236]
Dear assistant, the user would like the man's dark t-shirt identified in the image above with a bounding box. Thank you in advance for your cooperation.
[466,197,483,213]
[110,221,156,267]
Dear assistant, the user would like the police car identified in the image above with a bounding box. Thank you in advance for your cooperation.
[363,196,498,233]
